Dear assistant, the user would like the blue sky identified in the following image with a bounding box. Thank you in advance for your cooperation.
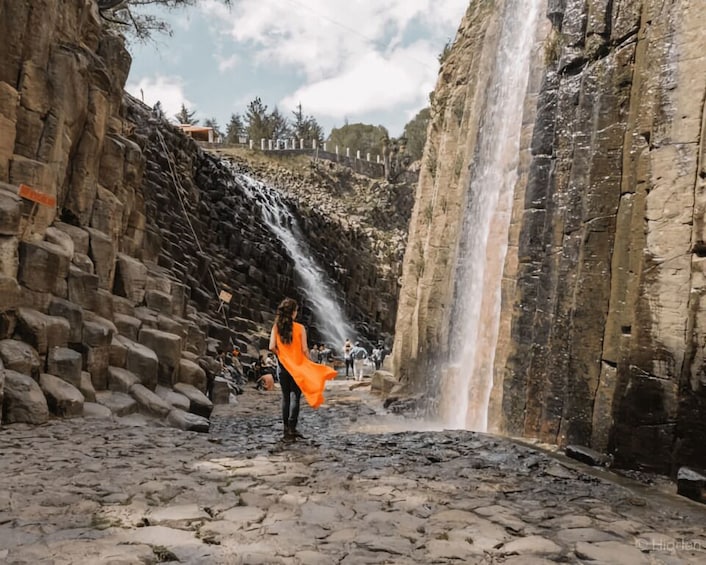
[125,0,468,137]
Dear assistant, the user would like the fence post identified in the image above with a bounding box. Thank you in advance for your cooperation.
[346,147,350,157]
[261,138,266,150]
[323,142,327,152]
[249,139,254,149]
[268,139,273,150]
[335,145,339,155]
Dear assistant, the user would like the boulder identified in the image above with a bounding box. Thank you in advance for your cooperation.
[79,370,96,402]
[0,236,18,280]
[370,370,397,394]
[71,252,94,273]
[109,335,128,368]
[53,222,89,255]
[211,378,230,405]
[112,294,136,316]
[87,228,116,291]
[130,383,170,417]
[39,373,83,417]
[113,253,147,304]
[178,358,206,391]
[93,289,115,321]
[118,336,158,390]
[184,323,207,356]
[114,313,141,341]
[3,370,48,424]
[15,308,70,355]
[565,445,613,467]
[0,188,21,235]
[84,345,110,390]
[138,327,181,387]
[144,289,172,315]
[155,385,190,411]
[48,297,83,343]
[167,408,210,433]
[173,382,213,418]
[83,401,112,419]
[0,338,40,377]
[95,390,137,417]
[44,226,75,257]
[157,315,185,338]
[18,240,70,293]
[677,467,706,504]
[67,265,99,310]
[46,346,82,387]
[107,366,139,393]
[82,313,116,347]
[0,275,21,313]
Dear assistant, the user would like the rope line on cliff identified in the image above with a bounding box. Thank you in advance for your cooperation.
[154,128,230,330]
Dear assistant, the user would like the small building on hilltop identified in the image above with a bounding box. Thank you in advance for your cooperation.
[177,124,218,143]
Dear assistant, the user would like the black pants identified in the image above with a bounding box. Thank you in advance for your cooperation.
[345,357,354,376]
[279,364,302,430]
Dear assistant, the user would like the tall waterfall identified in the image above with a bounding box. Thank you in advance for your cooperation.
[441,0,542,431]
[235,171,356,346]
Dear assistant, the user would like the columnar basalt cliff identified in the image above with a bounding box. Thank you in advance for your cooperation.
[393,0,706,474]
[0,0,406,428]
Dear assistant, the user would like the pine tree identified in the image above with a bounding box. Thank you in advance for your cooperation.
[204,117,222,139]
[245,97,272,142]
[225,113,245,144]
[292,103,324,147]
[269,107,291,141]
[174,103,198,125]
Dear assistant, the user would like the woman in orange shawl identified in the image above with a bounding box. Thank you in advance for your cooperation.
[269,298,337,440]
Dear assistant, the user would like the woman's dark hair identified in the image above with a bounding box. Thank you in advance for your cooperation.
[275,298,298,344]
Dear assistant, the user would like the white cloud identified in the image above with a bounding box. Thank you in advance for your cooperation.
[216,54,239,73]
[281,40,438,120]
[125,75,193,121]
[200,0,466,78]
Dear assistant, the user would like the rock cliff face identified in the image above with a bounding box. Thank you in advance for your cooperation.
[0,0,407,428]
[394,0,706,473]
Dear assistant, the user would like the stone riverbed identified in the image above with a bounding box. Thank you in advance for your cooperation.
[1,380,705,564]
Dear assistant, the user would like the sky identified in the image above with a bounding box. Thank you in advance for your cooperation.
[125,0,469,138]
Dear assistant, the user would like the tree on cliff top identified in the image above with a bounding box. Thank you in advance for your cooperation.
[402,107,430,162]
[98,0,232,43]
[327,123,389,159]
[292,104,324,147]
[175,103,198,125]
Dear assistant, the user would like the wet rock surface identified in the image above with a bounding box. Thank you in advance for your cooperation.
[1,381,705,565]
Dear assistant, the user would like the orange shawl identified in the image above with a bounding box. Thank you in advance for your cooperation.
[274,322,337,408]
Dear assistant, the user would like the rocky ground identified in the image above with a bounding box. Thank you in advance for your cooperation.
[1,378,705,565]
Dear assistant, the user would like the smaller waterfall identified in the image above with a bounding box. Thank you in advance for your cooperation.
[235,172,356,347]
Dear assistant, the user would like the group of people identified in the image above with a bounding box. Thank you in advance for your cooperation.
[342,338,387,380]
[309,343,332,364]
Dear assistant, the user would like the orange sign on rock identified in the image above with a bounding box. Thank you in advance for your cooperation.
[18,184,56,208]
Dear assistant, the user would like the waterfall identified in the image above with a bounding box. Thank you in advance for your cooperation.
[440,0,542,431]
[234,171,356,347]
